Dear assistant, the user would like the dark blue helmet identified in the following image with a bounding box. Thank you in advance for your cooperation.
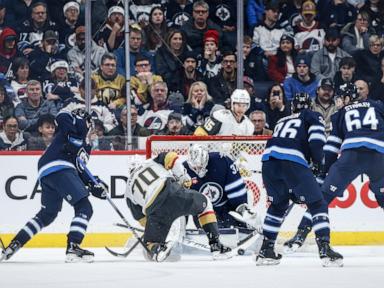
[339,83,358,102]
[291,93,311,113]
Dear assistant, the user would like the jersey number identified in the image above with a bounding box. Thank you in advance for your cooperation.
[345,107,378,132]
[132,167,159,198]
[273,119,301,138]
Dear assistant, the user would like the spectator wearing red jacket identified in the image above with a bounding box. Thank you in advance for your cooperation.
[267,34,297,83]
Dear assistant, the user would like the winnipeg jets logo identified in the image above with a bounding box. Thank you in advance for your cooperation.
[200,182,223,205]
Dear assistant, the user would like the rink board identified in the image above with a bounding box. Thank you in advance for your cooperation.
[0,153,384,247]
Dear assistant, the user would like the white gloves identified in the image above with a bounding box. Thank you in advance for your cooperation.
[229,203,262,233]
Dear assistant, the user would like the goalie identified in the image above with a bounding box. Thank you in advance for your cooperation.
[125,152,231,262]
[183,144,261,230]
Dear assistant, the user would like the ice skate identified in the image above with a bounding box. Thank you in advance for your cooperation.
[255,237,282,266]
[0,239,21,262]
[316,238,343,267]
[209,238,232,260]
[283,226,311,254]
[65,242,94,263]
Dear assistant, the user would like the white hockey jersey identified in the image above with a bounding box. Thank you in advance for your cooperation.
[126,159,172,214]
[198,109,254,136]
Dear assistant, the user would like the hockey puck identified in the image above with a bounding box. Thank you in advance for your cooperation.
[237,249,245,255]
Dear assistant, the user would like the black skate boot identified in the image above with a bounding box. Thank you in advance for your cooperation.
[65,242,94,263]
[316,237,343,267]
[209,235,232,260]
[255,237,282,266]
[0,239,21,262]
[283,226,311,253]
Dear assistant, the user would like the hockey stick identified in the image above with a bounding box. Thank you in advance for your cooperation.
[105,237,142,258]
[76,158,152,256]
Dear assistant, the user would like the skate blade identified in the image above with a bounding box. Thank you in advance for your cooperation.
[255,256,281,266]
[321,258,343,267]
[65,254,94,263]
[283,243,300,254]
[212,251,233,261]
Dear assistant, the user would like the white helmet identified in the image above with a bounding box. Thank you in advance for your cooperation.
[230,89,250,111]
[187,144,209,178]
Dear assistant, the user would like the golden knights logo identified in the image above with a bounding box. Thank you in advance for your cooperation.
[199,182,223,205]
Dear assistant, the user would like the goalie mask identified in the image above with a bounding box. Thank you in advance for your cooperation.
[230,89,250,111]
[291,92,311,113]
[187,144,209,178]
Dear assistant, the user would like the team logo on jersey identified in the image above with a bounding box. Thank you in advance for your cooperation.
[199,182,223,205]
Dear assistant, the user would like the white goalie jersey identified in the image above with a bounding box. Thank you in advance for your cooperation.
[126,159,172,214]
[206,109,254,136]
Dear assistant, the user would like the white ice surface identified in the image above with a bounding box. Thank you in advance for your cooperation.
[1,246,384,288]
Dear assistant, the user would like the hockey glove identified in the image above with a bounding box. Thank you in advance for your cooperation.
[312,163,326,186]
[89,177,108,199]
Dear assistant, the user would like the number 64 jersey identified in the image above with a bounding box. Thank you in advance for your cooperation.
[324,100,384,171]
[262,109,326,167]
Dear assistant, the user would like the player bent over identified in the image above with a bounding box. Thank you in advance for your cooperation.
[0,109,107,263]
[126,152,231,262]
[285,83,384,252]
[257,93,343,267]
[184,144,260,229]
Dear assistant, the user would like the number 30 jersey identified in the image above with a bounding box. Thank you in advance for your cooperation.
[262,109,326,167]
[324,100,384,169]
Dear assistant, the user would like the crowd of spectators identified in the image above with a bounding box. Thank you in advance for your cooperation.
[0,0,383,151]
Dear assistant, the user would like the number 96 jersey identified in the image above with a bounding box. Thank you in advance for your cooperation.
[126,159,172,214]
[262,109,326,167]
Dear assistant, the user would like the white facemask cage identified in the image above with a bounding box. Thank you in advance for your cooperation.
[187,144,209,178]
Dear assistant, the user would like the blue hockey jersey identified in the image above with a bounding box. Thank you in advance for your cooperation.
[37,110,91,179]
[184,152,247,213]
[324,100,384,169]
[262,109,326,167]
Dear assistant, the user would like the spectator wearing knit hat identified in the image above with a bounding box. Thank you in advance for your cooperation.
[95,6,125,52]
[58,1,83,49]
[43,59,79,110]
[267,34,297,83]
[168,50,205,99]
[158,112,192,135]
[181,0,223,54]
[283,54,318,100]
[198,29,222,79]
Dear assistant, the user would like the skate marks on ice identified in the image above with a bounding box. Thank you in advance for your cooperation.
[0,247,384,288]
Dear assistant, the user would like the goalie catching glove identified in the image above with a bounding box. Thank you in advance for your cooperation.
[88,176,108,199]
[229,203,262,232]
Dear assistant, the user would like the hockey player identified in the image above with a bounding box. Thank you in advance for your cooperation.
[125,151,231,262]
[184,144,259,229]
[193,89,254,136]
[285,83,384,252]
[257,92,343,267]
[0,108,107,263]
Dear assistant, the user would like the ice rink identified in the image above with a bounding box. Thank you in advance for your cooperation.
[1,246,383,288]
